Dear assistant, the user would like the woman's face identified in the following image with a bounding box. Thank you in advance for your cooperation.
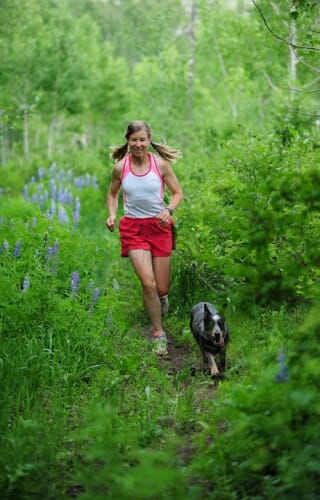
[128,128,150,158]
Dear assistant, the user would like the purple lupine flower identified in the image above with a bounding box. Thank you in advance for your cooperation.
[0,187,3,195]
[47,240,59,260]
[23,185,29,201]
[87,280,95,290]
[75,197,81,211]
[71,271,80,294]
[58,206,69,224]
[58,186,68,204]
[276,347,289,383]
[50,179,57,201]
[89,287,100,313]
[92,287,100,304]
[38,167,45,180]
[73,209,80,226]
[66,192,73,205]
[49,162,57,175]
[30,175,36,183]
[22,277,30,293]
[13,241,21,258]
[39,194,45,210]
[50,199,56,215]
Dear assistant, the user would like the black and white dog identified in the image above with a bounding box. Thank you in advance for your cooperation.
[190,302,230,378]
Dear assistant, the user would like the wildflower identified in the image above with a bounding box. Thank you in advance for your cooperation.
[92,287,100,304]
[49,162,57,175]
[47,240,59,260]
[13,241,21,258]
[71,271,80,295]
[1,240,9,253]
[58,186,69,204]
[39,194,45,210]
[58,206,69,224]
[275,347,289,383]
[86,280,95,290]
[50,199,56,215]
[38,167,45,180]
[73,209,80,225]
[50,179,57,201]
[113,279,120,291]
[22,277,30,293]
[23,185,29,201]
[89,287,100,313]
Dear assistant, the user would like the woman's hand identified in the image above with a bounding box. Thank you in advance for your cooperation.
[156,209,171,226]
[106,215,116,232]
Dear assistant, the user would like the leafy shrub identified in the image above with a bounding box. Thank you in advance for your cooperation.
[174,134,320,310]
[189,302,320,499]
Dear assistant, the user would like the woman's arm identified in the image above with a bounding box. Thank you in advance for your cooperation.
[161,160,183,212]
[105,163,122,232]
[156,158,183,225]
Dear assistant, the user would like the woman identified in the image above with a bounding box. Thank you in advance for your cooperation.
[105,121,183,355]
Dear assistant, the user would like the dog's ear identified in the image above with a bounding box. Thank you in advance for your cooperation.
[203,303,214,329]
[204,303,210,318]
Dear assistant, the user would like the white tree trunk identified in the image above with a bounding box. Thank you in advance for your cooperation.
[23,107,30,162]
[47,117,55,159]
[288,19,298,96]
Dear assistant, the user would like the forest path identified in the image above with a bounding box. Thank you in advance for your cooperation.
[140,325,218,397]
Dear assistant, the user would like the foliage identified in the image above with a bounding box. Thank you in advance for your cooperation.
[1,0,320,498]
[189,304,320,499]
[174,132,320,310]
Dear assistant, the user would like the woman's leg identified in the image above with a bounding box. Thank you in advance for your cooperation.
[152,256,171,298]
[128,249,163,335]
[153,256,171,316]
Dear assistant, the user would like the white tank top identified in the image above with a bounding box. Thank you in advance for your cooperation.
[120,153,165,218]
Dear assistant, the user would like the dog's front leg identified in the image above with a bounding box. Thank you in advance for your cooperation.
[220,349,226,371]
[206,352,220,378]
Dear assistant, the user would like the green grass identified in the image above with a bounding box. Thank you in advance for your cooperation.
[0,166,319,500]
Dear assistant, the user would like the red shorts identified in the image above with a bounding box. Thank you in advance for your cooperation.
[119,216,173,257]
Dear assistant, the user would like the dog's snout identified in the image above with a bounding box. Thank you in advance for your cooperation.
[214,332,221,341]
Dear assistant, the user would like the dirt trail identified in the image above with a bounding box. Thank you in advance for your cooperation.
[141,326,218,397]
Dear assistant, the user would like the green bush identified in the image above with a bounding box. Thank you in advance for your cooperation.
[189,303,320,499]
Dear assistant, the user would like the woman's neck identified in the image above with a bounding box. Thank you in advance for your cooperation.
[130,151,149,167]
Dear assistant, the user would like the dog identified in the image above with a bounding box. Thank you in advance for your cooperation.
[190,302,230,378]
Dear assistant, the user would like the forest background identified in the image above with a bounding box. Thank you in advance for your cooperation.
[1,0,320,498]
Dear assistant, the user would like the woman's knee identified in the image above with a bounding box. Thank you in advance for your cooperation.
[141,278,158,296]
[157,286,169,298]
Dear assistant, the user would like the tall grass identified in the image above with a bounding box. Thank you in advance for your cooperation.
[1,160,319,499]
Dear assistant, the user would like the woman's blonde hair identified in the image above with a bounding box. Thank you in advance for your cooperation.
[111,121,182,162]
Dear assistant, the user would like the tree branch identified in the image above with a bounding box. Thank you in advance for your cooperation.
[251,0,320,52]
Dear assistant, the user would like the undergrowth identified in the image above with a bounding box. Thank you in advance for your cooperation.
[0,153,319,499]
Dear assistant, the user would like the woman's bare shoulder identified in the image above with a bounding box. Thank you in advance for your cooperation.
[153,154,171,173]
[112,157,126,176]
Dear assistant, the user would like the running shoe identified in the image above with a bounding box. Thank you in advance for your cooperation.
[152,334,168,356]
